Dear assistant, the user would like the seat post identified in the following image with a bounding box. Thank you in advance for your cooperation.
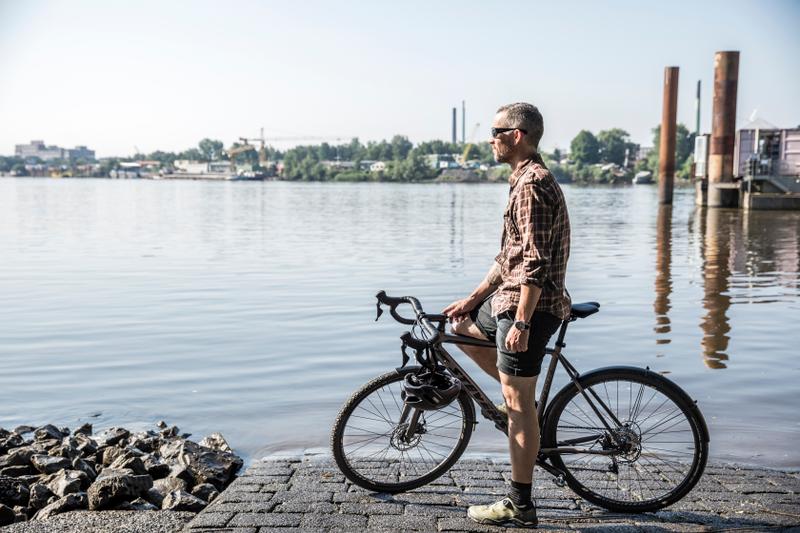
[553,319,570,352]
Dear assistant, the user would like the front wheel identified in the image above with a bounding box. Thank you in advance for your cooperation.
[541,366,709,512]
[331,366,475,493]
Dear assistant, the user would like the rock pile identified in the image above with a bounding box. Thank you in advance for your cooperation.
[0,422,243,526]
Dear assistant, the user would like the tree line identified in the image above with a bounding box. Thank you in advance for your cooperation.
[3,126,696,183]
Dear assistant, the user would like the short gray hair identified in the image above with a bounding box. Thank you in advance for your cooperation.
[496,102,544,150]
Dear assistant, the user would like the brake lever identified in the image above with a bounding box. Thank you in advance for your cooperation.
[400,340,410,367]
[375,301,383,322]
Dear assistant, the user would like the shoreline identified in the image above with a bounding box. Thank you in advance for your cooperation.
[4,455,797,532]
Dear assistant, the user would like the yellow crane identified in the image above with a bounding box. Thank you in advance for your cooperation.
[461,122,482,166]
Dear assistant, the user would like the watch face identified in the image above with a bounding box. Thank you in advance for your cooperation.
[514,320,528,331]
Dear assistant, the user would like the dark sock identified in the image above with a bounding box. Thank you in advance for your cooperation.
[508,480,533,508]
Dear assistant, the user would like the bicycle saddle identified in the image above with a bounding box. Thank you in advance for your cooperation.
[570,302,600,319]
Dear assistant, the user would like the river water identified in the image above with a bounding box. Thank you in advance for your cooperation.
[1,178,798,469]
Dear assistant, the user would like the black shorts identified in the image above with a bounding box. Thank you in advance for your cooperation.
[469,296,562,377]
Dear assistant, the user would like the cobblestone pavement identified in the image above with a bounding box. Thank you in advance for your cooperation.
[184,456,800,532]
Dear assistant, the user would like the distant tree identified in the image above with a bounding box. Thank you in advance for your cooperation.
[198,138,224,161]
[552,147,562,163]
[570,130,600,164]
[11,163,28,176]
[597,128,634,165]
[646,124,696,179]
[390,135,413,160]
[178,148,203,161]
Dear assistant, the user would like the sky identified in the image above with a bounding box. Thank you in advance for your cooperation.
[1,0,798,158]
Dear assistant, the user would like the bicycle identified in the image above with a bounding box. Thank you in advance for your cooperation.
[331,291,709,513]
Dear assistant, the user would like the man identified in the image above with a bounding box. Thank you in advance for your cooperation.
[443,102,571,529]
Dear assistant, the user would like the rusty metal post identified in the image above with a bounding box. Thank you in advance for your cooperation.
[708,51,740,208]
[659,67,679,205]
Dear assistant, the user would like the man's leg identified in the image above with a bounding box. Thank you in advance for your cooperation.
[451,318,501,383]
[500,373,539,485]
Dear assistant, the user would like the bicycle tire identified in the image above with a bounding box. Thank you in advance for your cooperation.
[331,366,475,493]
[541,366,708,513]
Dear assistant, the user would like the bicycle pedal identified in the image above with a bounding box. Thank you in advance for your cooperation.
[553,475,566,488]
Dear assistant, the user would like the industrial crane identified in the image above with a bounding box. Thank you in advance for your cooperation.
[227,127,346,165]
[461,122,482,166]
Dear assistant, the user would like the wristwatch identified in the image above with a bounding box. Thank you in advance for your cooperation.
[513,320,530,331]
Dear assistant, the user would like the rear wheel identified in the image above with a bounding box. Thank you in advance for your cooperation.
[331,366,475,493]
[541,367,708,512]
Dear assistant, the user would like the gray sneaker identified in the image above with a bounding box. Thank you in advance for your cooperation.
[467,497,538,528]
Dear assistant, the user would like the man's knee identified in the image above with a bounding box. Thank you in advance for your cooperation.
[500,375,537,411]
[451,318,488,340]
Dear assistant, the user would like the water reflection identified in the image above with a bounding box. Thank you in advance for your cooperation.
[699,208,734,369]
[654,205,672,346]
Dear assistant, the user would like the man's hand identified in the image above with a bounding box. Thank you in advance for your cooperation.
[504,326,529,353]
[443,298,475,323]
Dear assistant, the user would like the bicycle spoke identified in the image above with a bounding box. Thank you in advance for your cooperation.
[549,375,701,509]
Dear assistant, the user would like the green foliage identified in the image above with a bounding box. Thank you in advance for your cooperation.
[0,156,27,173]
[644,124,696,180]
[597,128,638,166]
[570,131,600,164]
[198,138,224,161]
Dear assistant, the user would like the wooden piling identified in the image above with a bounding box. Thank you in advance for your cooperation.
[659,67,679,205]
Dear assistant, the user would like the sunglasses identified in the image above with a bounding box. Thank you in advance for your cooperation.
[491,127,528,138]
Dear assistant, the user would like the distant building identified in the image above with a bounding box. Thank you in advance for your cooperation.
[636,146,654,162]
[369,161,387,172]
[424,153,459,170]
[14,140,95,162]
[322,160,356,170]
[734,119,800,178]
[15,140,64,161]
[67,145,95,162]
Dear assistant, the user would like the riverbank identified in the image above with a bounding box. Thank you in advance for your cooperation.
[184,455,800,532]
[3,455,798,532]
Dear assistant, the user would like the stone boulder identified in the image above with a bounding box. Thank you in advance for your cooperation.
[0,446,34,467]
[32,492,87,520]
[27,483,54,511]
[72,433,97,456]
[191,483,219,503]
[48,470,89,497]
[30,454,71,474]
[0,476,29,507]
[161,490,206,512]
[0,465,35,477]
[87,471,153,510]
[0,503,16,526]
[94,427,129,447]
[0,432,24,455]
[199,433,232,453]
[73,423,92,436]
[144,487,164,508]
[178,440,242,490]
[143,456,170,479]
[71,458,97,481]
[100,446,125,466]
[108,455,147,476]
[34,425,68,442]
[152,477,186,498]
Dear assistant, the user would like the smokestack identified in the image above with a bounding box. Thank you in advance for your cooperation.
[695,80,701,136]
[452,107,457,144]
[658,66,679,205]
[707,51,740,208]
[461,101,466,144]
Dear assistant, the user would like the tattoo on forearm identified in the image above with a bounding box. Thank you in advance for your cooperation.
[485,262,502,287]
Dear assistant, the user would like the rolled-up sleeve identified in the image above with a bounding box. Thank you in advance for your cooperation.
[516,183,552,287]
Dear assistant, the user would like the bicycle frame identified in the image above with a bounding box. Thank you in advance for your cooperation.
[401,316,628,481]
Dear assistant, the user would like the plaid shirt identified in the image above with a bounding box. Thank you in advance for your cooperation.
[492,156,572,320]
